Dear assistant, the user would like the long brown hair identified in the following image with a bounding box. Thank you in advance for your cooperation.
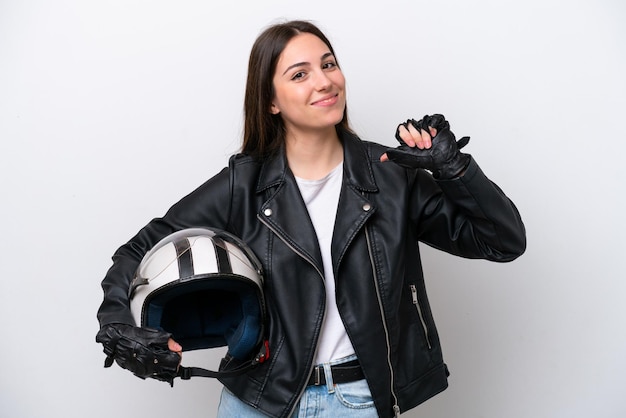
[242,20,352,159]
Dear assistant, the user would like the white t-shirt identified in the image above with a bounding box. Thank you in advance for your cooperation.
[295,162,356,365]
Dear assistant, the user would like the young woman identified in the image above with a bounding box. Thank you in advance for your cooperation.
[96,20,526,418]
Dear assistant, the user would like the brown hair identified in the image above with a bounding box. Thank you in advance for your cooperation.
[241,20,352,159]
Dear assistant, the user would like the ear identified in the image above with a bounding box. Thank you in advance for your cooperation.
[270,103,280,115]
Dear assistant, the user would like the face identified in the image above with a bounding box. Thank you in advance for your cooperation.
[271,33,346,138]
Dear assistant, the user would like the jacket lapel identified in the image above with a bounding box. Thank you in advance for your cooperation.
[255,130,379,278]
[331,131,378,274]
[256,150,324,275]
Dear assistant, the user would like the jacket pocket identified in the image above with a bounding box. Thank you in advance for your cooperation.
[410,284,432,350]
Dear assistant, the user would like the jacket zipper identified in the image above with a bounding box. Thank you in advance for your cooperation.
[410,284,432,350]
[257,214,326,417]
[365,226,401,418]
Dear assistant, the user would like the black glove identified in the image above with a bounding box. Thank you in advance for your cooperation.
[96,323,181,386]
[386,114,470,179]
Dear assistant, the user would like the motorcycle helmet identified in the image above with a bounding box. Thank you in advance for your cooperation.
[129,227,269,379]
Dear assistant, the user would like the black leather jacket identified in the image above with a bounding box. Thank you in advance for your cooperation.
[97,129,526,418]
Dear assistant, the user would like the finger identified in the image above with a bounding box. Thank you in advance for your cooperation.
[396,123,416,147]
[406,122,426,149]
[428,126,437,138]
[168,338,182,354]
[409,122,431,149]
[419,128,432,149]
[380,152,389,162]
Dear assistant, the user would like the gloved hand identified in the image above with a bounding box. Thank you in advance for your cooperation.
[96,323,181,386]
[384,114,470,179]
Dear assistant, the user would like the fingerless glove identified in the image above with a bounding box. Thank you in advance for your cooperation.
[386,114,470,179]
[96,323,181,386]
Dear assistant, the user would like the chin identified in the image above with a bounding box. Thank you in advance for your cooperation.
[329,108,346,125]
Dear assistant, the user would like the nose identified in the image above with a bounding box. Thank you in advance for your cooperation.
[313,70,332,91]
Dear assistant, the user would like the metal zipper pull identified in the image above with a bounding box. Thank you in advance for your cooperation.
[410,284,418,304]
[410,284,432,350]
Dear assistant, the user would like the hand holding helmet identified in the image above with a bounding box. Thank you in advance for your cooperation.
[96,228,269,384]
[96,323,181,386]
[384,114,470,179]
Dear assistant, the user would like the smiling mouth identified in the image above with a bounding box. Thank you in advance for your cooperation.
[312,94,339,106]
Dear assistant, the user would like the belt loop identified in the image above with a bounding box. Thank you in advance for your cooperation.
[322,362,334,393]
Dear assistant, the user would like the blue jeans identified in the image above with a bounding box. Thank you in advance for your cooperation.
[216,355,378,417]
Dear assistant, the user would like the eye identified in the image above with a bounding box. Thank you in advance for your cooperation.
[322,61,337,70]
[291,71,306,81]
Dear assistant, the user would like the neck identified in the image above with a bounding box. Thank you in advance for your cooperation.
[285,127,343,180]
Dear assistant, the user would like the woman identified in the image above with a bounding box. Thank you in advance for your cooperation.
[96,20,526,418]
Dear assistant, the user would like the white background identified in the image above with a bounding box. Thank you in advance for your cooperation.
[1,0,625,417]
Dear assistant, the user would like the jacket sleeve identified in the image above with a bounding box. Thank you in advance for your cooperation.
[96,166,232,327]
[413,156,526,262]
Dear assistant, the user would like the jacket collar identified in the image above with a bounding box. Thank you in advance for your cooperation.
[254,127,379,275]
[255,128,379,193]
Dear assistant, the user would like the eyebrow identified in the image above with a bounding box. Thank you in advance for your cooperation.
[282,52,335,76]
